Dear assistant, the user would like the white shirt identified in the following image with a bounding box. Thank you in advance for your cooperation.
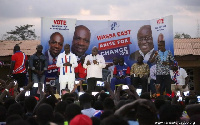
[83,54,106,79]
[81,108,97,118]
[56,52,78,74]
[170,68,188,85]
[139,48,154,63]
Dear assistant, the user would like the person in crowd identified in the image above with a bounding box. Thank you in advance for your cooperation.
[29,45,48,99]
[56,44,78,94]
[36,103,54,125]
[157,33,164,44]
[45,32,64,93]
[79,93,97,118]
[83,46,106,92]
[170,61,189,95]
[69,114,92,125]
[130,56,150,93]
[8,44,28,90]
[108,57,119,80]
[150,40,175,95]
[24,96,37,119]
[114,99,157,125]
[129,25,156,65]
[110,57,131,92]
[150,64,157,96]
[64,103,81,124]
[71,25,91,62]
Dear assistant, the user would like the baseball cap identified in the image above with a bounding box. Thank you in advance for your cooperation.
[69,114,92,125]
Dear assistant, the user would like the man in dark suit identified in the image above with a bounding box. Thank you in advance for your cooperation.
[129,25,156,65]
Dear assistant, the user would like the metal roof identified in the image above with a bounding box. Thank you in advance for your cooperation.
[0,40,40,56]
[0,38,200,56]
[174,38,200,56]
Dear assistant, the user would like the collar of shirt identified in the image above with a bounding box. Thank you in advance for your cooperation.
[139,48,154,62]
[48,50,58,61]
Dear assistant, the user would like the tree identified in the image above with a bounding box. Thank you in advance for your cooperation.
[5,24,37,41]
[174,32,191,38]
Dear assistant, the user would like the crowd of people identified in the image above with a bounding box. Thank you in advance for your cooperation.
[0,24,199,125]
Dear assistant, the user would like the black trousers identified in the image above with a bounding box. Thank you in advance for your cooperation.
[156,75,172,95]
[12,73,27,87]
[131,76,148,93]
[87,78,102,93]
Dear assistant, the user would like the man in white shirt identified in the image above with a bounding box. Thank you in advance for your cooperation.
[170,61,189,95]
[83,46,106,92]
[56,44,78,94]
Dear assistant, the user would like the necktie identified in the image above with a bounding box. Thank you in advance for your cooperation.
[52,58,56,64]
[65,55,67,73]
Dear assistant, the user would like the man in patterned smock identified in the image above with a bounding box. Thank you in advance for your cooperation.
[130,56,150,93]
[150,40,174,95]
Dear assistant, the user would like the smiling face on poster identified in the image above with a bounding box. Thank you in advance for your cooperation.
[71,25,91,60]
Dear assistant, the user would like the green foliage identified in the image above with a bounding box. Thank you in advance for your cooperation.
[174,32,191,38]
[5,24,37,41]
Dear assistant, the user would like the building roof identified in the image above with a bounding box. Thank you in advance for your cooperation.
[0,40,40,56]
[0,38,200,56]
[174,38,200,56]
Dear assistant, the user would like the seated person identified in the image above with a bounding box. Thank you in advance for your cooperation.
[75,56,87,91]
[108,57,119,81]
[110,57,131,91]
[130,56,150,93]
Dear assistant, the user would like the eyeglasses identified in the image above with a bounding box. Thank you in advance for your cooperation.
[138,36,153,42]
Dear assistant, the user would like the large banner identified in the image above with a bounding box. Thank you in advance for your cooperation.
[41,17,76,84]
[41,15,173,81]
[76,15,173,67]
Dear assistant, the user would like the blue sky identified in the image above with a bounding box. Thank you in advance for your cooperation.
[0,0,200,39]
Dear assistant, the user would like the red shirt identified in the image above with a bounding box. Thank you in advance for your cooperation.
[11,51,27,74]
[75,63,87,79]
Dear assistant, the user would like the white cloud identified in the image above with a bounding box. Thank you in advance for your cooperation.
[0,0,200,38]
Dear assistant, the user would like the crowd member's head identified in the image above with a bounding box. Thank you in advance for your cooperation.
[112,57,119,65]
[71,25,91,58]
[137,56,144,64]
[157,33,164,44]
[158,40,166,52]
[7,103,24,118]
[171,61,178,72]
[69,114,92,125]
[55,101,68,116]
[0,105,6,122]
[118,57,124,66]
[101,115,129,125]
[64,44,70,55]
[24,96,37,114]
[103,97,115,111]
[79,93,92,109]
[36,103,54,125]
[36,45,43,54]
[64,103,81,123]
[13,44,20,53]
[159,104,182,123]
[92,46,98,56]
[137,25,154,55]
[48,32,64,58]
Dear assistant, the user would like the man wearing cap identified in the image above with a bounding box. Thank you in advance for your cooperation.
[170,61,189,95]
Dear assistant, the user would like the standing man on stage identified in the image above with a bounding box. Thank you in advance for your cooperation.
[150,40,174,95]
[29,45,48,99]
[83,46,106,92]
[8,44,28,90]
[56,44,78,94]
